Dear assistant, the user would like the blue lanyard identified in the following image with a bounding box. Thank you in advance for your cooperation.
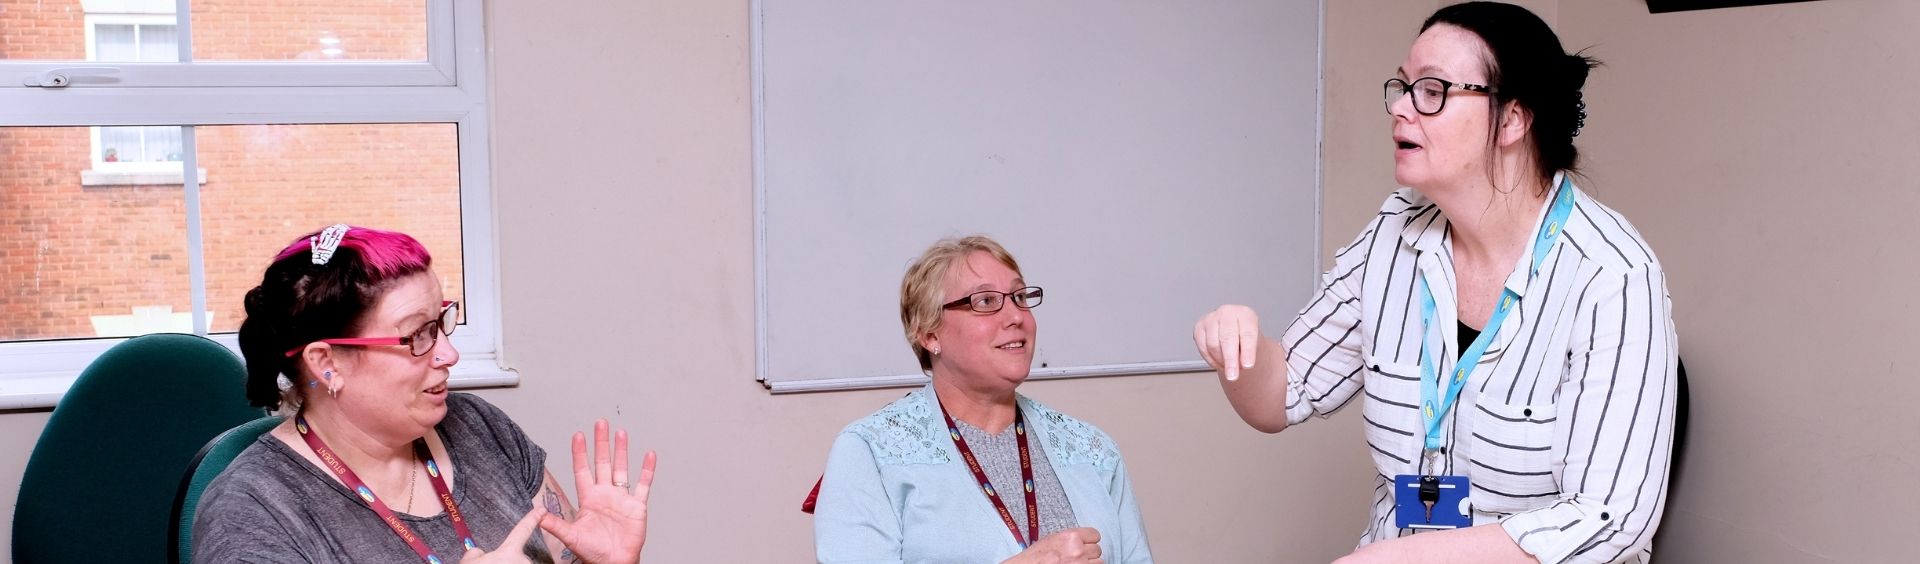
[1416,177,1575,451]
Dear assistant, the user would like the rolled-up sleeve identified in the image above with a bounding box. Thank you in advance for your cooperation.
[1280,221,1382,426]
[1502,263,1677,564]
[815,432,905,564]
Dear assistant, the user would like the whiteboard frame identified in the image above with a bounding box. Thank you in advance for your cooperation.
[750,0,1328,393]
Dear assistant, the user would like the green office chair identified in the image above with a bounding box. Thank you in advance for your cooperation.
[169,415,283,564]
[12,333,265,564]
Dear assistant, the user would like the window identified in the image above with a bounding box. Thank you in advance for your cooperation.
[87,13,188,181]
[0,0,507,409]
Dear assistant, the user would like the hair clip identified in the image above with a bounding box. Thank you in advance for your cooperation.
[1571,92,1588,138]
[311,224,350,265]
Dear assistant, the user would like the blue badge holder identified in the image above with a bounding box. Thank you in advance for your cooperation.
[1393,475,1472,530]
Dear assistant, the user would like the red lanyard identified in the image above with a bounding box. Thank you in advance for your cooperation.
[295,415,475,564]
[939,404,1039,548]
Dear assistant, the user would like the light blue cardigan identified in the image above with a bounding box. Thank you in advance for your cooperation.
[814,385,1153,564]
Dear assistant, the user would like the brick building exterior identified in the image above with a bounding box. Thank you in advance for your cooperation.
[0,0,461,340]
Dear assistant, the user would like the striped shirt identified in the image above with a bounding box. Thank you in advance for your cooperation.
[1280,174,1678,564]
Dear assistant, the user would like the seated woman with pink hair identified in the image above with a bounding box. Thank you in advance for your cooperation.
[193,225,655,564]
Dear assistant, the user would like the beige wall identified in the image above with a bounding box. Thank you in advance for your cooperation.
[1558,1,1920,561]
[6,0,1916,562]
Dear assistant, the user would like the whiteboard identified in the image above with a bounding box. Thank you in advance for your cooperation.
[754,0,1323,392]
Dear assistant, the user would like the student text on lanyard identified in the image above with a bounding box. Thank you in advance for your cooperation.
[295,414,476,564]
[938,402,1041,549]
[1416,176,1575,474]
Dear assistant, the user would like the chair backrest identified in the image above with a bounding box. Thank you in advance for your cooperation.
[169,415,283,564]
[12,334,265,564]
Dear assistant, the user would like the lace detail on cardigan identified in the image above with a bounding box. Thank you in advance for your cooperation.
[848,387,952,467]
[1023,397,1121,471]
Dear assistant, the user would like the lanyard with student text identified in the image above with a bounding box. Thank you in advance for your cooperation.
[939,404,1040,549]
[295,414,475,564]
[1416,177,1575,454]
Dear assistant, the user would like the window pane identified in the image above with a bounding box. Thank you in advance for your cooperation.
[199,124,463,333]
[138,24,179,62]
[98,126,182,165]
[95,24,138,61]
[192,0,428,61]
[0,127,193,342]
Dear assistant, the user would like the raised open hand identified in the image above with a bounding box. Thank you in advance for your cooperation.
[538,419,656,564]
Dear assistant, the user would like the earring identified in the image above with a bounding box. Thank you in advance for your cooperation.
[932,347,940,355]
[327,386,340,398]
[323,370,333,379]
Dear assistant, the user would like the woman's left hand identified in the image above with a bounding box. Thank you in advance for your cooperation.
[539,419,657,564]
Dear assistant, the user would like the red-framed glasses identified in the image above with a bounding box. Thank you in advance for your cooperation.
[283,301,459,358]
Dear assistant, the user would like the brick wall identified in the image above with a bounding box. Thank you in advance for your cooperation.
[0,1,457,340]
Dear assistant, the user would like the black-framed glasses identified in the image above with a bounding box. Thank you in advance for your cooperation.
[942,287,1044,314]
[285,300,459,358]
[1384,77,1492,116]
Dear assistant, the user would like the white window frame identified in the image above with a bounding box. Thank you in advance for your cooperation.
[0,0,511,409]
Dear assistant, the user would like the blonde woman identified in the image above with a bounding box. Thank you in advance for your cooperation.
[813,236,1152,564]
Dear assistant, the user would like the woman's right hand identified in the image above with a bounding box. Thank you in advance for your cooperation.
[1194,304,1264,381]
[460,507,546,564]
[1003,528,1103,564]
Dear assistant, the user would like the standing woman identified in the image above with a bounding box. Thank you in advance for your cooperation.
[1194,3,1675,563]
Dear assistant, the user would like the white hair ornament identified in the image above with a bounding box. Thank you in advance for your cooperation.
[310,224,350,265]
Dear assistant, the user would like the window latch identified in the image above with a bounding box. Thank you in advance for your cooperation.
[24,67,121,88]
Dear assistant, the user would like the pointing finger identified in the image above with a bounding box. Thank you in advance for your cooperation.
[497,506,545,554]
[1219,321,1240,381]
[1239,316,1260,370]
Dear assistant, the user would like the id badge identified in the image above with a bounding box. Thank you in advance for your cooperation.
[1392,475,1472,530]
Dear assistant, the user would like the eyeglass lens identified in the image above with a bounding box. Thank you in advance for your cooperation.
[1385,78,1452,115]
[408,302,460,356]
[965,288,1044,313]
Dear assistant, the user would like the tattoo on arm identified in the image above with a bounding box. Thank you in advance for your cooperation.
[539,473,581,564]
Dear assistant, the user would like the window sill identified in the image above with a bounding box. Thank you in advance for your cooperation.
[0,357,518,411]
[79,168,207,187]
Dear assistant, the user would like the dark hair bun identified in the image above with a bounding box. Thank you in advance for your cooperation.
[1423,2,1601,181]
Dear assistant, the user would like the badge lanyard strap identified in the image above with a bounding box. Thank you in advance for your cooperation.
[295,414,476,564]
[1417,178,1576,456]
[939,404,1040,549]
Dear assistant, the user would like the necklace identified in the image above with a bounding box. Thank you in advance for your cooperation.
[405,448,419,514]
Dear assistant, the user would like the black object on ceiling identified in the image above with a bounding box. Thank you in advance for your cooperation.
[1648,0,1821,13]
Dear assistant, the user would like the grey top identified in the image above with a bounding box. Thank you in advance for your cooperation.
[953,418,1078,539]
[193,393,552,564]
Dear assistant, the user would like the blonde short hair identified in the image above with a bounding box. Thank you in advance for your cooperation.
[900,235,1023,372]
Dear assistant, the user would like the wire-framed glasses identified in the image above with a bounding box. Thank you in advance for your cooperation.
[942,287,1044,314]
[283,300,460,358]
[1384,77,1492,116]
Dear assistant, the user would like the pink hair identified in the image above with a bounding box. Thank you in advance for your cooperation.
[272,225,433,280]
